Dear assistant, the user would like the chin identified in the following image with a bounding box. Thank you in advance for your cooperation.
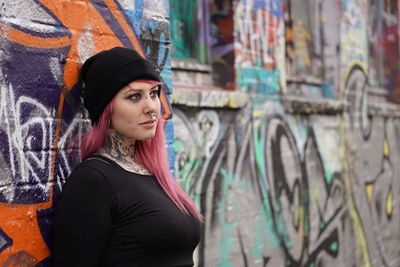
[138,132,157,141]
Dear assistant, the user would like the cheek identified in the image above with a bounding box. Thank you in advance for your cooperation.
[111,105,137,126]
[155,100,161,113]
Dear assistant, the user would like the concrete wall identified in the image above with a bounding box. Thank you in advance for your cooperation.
[1,0,400,266]
[171,0,400,266]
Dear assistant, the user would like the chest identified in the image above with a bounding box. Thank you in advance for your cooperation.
[108,174,201,252]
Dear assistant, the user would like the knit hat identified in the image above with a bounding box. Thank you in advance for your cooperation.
[79,47,162,124]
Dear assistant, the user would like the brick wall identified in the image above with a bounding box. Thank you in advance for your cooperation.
[0,0,171,265]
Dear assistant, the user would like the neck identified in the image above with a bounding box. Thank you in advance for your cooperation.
[100,129,135,163]
[98,129,151,175]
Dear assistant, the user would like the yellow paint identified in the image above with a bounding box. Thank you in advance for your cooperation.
[386,190,393,217]
[339,119,372,267]
[365,184,374,205]
[383,139,389,156]
[227,99,237,108]
[340,61,368,101]
[252,110,263,117]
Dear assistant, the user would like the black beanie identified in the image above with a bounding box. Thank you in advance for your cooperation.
[79,47,162,124]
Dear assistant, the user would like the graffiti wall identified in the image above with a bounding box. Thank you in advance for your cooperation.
[2,0,400,266]
[0,0,172,265]
[172,0,400,266]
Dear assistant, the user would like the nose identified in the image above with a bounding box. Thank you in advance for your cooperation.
[143,94,156,113]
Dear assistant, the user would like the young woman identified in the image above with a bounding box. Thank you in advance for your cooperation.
[53,47,202,267]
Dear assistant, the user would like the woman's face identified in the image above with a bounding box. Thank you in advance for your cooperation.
[110,80,161,142]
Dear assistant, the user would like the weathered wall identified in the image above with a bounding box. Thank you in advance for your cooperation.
[171,0,400,266]
[0,0,172,265]
[1,0,400,266]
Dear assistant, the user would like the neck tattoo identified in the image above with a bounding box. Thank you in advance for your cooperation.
[98,129,152,175]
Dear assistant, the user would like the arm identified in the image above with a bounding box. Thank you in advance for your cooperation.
[52,166,116,267]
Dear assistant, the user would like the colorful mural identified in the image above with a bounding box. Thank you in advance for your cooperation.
[0,0,172,265]
[235,0,283,97]
[172,0,400,266]
[2,0,400,266]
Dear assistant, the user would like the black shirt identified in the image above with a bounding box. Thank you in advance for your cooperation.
[53,155,201,267]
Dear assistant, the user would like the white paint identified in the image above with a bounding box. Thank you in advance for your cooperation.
[116,0,136,12]
[197,110,220,158]
[0,0,58,33]
[0,68,89,201]
[77,27,94,65]
[143,0,167,18]
[235,2,281,67]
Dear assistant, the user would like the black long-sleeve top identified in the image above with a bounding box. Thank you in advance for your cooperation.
[53,155,201,267]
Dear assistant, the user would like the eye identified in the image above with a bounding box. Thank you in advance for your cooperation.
[127,93,141,101]
[150,89,159,98]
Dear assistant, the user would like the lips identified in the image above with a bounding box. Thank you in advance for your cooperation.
[139,120,156,126]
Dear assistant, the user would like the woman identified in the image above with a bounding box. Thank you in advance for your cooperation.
[53,47,202,267]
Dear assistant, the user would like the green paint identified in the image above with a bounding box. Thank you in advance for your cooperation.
[170,0,208,63]
[252,121,284,253]
[325,168,333,185]
[172,139,182,152]
[179,158,202,193]
[178,157,195,178]
[310,263,315,267]
[330,241,338,252]
[252,222,264,259]
[170,0,197,60]
[319,220,325,230]
[196,43,209,64]
[173,139,203,193]
[217,168,240,267]
[253,124,267,181]
[237,66,281,98]
[257,201,281,249]
[193,194,201,208]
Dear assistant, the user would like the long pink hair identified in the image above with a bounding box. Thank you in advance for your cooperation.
[80,80,203,221]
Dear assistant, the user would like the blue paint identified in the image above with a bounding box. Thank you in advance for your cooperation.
[253,0,267,10]
[242,0,282,18]
[160,55,173,95]
[125,0,144,37]
[165,120,176,177]
[149,19,159,32]
[158,32,167,67]
[321,83,335,98]
[0,228,12,253]
[269,0,283,18]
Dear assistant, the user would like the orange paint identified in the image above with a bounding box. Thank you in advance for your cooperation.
[160,91,172,119]
[0,0,166,264]
[0,203,51,263]
[0,24,71,49]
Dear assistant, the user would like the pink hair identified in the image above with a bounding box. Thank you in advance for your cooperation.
[80,79,203,221]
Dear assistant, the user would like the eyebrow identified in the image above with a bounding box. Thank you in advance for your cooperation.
[124,85,159,94]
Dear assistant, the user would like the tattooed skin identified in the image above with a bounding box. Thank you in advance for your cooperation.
[98,128,152,175]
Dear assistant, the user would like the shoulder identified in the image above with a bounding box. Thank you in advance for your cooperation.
[62,158,117,195]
